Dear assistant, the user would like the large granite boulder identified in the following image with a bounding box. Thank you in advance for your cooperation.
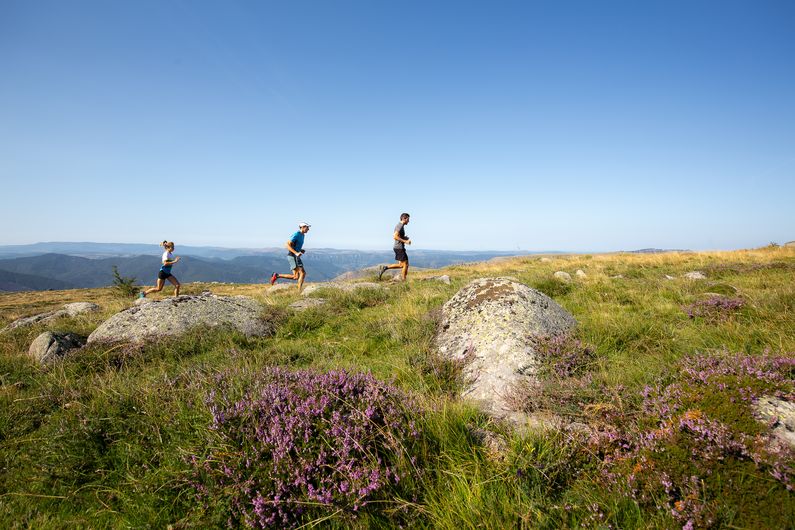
[28,331,86,364]
[88,294,273,344]
[1,302,100,333]
[434,277,577,423]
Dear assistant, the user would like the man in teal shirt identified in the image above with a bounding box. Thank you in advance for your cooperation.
[271,222,310,291]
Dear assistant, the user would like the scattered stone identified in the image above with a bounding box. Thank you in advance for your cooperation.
[611,275,624,279]
[63,302,100,316]
[468,427,510,461]
[754,396,795,450]
[434,277,577,424]
[28,331,86,364]
[553,271,572,282]
[1,302,101,333]
[301,282,384,297]
[333,266,428,282]
[288,298,328,312]
[87,293,274,344]
[575,269,587,279]
[683,271,707,280]
[421,275,451,285]
[540,257,552,262]
[664,275,676,280]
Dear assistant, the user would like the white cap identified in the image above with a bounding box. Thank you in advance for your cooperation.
[298,221,311,228]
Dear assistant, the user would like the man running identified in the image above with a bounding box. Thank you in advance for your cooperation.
[271,222,310,291]
[379,213,411,281]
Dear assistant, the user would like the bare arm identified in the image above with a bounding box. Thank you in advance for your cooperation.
[393,231,411,245]
[285,241,304,256]
[163,256,181,265]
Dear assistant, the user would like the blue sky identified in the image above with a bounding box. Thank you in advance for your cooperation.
[1,0,793,251]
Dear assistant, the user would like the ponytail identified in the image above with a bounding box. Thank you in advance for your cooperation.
[161,240,174,251]
[160,240,168,248]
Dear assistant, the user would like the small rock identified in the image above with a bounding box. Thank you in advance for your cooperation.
[302,282,384,296]
[288,298,328,312]
[553,271,572,282]
[575,270,587,279]
[63,302,100,316]
[754,396,795,449]
[469,427,509,461]
[540,257,552,262]
[610,275,624,279]
[28,331,86,364]
[684,271,707,280]
[1,302,100,333]
[664,275,676,280]
[422,275,451,285]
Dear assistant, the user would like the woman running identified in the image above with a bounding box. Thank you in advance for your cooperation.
[141,241,181,297]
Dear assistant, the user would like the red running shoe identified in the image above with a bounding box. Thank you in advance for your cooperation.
[270,272,278,285]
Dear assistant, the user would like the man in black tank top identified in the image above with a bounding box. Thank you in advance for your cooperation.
[378,213,411,281]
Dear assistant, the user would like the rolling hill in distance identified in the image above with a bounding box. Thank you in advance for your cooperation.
[0,242,550,292]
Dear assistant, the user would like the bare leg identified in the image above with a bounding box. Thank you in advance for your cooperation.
[297,268,306,291]
[276,269,301,281]
[167,275,181,297]
[401,260,409,280]
[144,278,165,295]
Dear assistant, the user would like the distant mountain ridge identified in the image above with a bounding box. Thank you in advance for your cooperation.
[0,244,539,292]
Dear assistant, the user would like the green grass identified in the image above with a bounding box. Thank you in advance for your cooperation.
[1,247,794,527]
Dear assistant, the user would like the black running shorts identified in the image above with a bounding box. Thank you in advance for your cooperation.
[158,270,173,280]
[394,248,408,262]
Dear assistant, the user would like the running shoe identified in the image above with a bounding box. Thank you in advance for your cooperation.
[377,265,388,281]
[270,272,278,286]
[138,291,145,299]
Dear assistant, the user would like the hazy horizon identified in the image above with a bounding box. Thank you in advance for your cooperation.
[0,239,764,255]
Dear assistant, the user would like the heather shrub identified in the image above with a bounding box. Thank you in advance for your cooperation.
[534,334,597,379]
[507,335,602,417]
[598,351,795,529]
[193,367,423,528]
[683,295,744,323]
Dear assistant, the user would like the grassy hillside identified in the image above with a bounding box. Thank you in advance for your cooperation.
[0,247,793,528]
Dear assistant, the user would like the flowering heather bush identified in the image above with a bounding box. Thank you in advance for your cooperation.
[682,295,744,323]
[506,335,600,417]
[533,334,596,379]
[192,368,422,528]
[597,351,795,529]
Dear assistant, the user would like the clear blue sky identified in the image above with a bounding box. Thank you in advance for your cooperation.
[1,0,793,251]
